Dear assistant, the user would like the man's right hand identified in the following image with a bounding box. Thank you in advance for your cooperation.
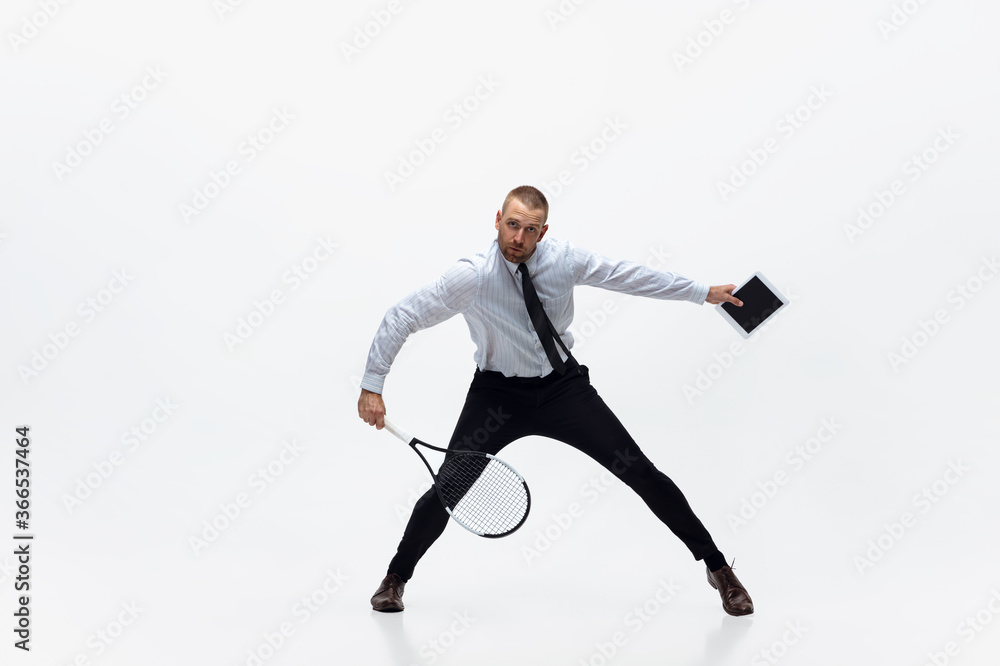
[358,388,386,429]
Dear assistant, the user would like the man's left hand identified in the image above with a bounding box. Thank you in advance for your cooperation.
[706,284,743,306]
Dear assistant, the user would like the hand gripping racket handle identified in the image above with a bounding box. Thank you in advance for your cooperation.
[382,416,414,445]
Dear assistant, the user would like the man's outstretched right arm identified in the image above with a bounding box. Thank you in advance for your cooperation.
[358,259,477,429]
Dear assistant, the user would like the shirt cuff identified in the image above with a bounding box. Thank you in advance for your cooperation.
[691,281,711,305]
[360,372,385,394]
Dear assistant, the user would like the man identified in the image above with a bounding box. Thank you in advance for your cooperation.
[358,185,754,616]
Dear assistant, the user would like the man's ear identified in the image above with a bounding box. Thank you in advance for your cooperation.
[495,210,502,230]
[538,223,549,241]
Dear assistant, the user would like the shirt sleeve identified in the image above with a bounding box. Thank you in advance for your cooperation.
[568,242,710,305]
[360,259,478,394]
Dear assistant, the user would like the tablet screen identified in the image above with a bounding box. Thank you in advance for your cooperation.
[720,275,786,335]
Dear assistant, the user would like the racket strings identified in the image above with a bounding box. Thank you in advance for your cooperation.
[437,455,528,536]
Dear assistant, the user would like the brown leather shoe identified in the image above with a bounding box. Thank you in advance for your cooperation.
[707,564,754,616]
[371,573,406,612]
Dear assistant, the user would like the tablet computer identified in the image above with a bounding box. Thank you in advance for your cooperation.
[716,271,788,338]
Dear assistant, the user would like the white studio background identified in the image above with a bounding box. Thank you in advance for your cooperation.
[2,1,999,665]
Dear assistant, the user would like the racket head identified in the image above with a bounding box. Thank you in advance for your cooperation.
[433,451,530,538]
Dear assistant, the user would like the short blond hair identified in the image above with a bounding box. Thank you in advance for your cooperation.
[502,185,549,223]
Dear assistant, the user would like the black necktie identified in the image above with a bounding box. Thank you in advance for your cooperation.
[518,263,569,374]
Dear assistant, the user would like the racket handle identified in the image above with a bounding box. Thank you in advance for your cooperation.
[382,416,414,445]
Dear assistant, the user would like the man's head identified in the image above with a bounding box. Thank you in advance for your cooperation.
[495,185,549,263]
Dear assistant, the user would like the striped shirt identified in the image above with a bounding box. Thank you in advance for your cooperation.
[360,237,710,393]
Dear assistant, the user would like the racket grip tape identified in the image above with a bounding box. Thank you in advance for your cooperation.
[382,416,414,445]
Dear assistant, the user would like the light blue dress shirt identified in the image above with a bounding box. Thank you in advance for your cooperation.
[360,237,710,394]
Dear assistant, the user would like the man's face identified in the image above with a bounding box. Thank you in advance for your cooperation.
[495,199,548,263]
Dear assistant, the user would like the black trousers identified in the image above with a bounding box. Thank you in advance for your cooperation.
[387,365,719,580]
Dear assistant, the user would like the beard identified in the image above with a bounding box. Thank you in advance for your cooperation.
[498,236,534,263]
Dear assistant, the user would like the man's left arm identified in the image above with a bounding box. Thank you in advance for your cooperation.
[569,244,742,307]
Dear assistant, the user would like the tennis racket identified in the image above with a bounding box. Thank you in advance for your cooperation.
[382,416,530,538]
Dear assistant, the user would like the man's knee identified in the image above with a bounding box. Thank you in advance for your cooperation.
[612,453,675,495]
[609,446,647,477]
